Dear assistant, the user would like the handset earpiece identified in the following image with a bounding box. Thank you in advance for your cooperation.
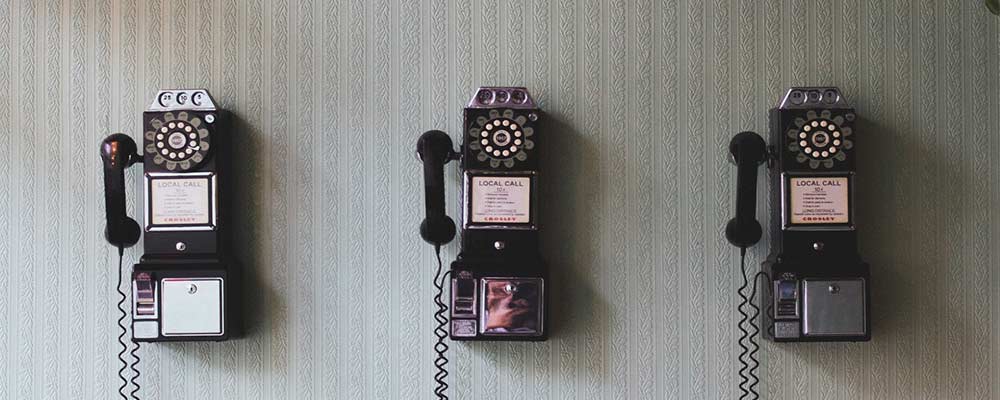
[416,130,457,246]
[100,133,142,249]
[726,131,768,249]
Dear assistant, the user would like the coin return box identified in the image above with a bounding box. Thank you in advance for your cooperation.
[802,278,866,337]
[160,278,224,337]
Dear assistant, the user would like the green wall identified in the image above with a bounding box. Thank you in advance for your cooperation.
[0,0,998,399]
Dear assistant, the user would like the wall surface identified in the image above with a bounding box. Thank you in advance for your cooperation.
[0,0,998,399]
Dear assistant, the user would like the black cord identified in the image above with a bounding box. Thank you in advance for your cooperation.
[432,245,451,400]
[736,248,770,400]
[735,248,753,399]
[115,247,141,400]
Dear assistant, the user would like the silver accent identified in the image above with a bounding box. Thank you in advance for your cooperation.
[451,272,477,318]
[802,278,866,337]
[773,280,800,320]
[144,172,219,232]
[451,320,478,337]
[133,321,159,339]
[773,321,801,339]
[176,242,187,251]
[187,284,198,294]
[148,89,218,112]
[494,241,505,250]
[467,87,537,109]
[132,273,158,320]
[813,242,824,251]
[204,114,216,124]
[777,87,849,109]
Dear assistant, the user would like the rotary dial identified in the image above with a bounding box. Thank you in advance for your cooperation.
[786,110,854,169]
[144,111,212,171]
[468,109,536,168]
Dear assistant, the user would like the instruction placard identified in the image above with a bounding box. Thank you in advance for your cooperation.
[150,176,212,226]
[470,176,531,224]
[789,177,850,224]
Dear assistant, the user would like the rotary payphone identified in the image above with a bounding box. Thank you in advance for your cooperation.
[417,87,547,399]
[726,87,871,399]
[101,89,240,398]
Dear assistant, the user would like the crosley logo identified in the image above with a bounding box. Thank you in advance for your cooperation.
[164,217,198,223]
[484,216,520,222]
[802,216,838,222]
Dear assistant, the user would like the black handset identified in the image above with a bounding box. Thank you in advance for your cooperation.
[101,134,142,249]
[727,87,871,400]
[725,131,767,249]
[417,130,457,246]
[417,87,547,400]
[100,90,241,399]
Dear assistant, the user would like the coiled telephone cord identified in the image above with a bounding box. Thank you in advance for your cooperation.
[736,248,771,400]
[116,247,142,400]
[432,245,451,400]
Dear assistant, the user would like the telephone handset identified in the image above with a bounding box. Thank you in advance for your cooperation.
[727,87,871,399]
[101,89,241,399]
[417,87,547,400]
[725,131,767,249]
[101,134,143,249]
[417,130,458,246]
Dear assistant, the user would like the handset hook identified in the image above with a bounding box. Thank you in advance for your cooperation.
[100,133,142,249]
[725,131,767,249]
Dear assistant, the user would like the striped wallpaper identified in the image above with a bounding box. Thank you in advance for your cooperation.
[0,0,998,399]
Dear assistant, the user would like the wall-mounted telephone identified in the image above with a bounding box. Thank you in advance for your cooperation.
[727,87,871,399]
[417,87,547,399]
[101,89,240,398]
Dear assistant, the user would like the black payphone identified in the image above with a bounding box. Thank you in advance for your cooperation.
[417,87,547,399]
[101,89,240,398]
[726,87,871,398]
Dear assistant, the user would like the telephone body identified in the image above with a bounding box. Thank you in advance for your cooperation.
[101,89,240,342]
[418,87,547,342]
[760,87,871,342]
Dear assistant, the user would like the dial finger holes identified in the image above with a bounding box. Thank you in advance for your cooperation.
[803,125,812,132]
